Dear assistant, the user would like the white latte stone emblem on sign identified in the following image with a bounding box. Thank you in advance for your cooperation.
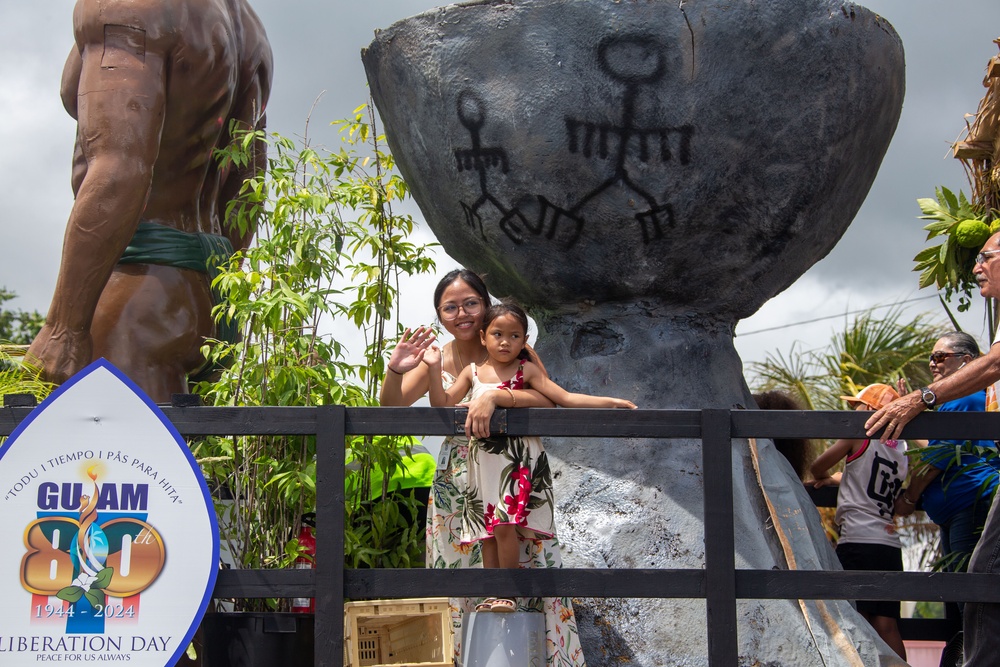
[0,359,219,666]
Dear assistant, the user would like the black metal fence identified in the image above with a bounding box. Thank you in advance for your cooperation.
[3,403,999,666]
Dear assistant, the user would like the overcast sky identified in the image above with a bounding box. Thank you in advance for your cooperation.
[2,1,999,383]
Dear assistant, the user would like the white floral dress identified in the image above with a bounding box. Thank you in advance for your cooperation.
[462,362,556,543]
[426,370,587,666]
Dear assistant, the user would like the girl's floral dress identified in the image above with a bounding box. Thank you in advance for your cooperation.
[426,370,586,666]
[462,361,556,543]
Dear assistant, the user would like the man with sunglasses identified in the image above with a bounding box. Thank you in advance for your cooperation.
[896,333,999,663]
[867,234,1000,666]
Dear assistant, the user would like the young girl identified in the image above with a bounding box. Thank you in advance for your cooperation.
[382,270,589,664]
[810,382,908,661]
[423,300,636,612]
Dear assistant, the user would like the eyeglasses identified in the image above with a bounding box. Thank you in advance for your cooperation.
[929,351,965,364]
[437,297,484,320]
[975,249,1000,265]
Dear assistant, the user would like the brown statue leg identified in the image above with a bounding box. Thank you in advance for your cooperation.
[90,265,215,403]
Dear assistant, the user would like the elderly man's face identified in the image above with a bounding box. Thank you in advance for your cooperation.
[974,232,1000,300]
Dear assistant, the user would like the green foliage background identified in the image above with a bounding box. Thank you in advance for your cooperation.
[0,288,44,345]
[0,289,50,403]
[748,304,939,411]
[192,104,437,609]
[913,186,999,333]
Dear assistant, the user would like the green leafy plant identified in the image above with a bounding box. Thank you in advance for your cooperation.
[749,305,939,411]
[0,346,53,406]
[905,440,999,572]
[913,186,998,317]
[192,102,437,610]
[0,289,45,345]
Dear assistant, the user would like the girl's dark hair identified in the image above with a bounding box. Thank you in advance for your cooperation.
[433,269,490,309]
[482,299,546,372]
[752,390,815,481]
[938,331,981,359]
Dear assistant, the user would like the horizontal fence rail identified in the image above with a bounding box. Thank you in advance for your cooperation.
[2,404,998,665]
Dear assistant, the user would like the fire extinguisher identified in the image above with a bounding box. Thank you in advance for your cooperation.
[291,512,316,613]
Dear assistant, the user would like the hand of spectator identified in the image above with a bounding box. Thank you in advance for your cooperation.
[894,496,916,517]
[387,326,436,375]
[811,472,842,488]
[865,394,924,442]
[422,344,442,369]
[465,391,498,438]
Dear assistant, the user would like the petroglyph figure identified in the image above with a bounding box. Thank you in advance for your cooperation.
[454,35,693,248]
[364,1,907,661]
[453,91,531,242]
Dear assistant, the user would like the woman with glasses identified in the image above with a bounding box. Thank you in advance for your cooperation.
[379,268,588,666]
[896,333,998,549]
[896,332,999,660]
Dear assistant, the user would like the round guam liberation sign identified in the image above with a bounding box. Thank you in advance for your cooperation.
[0,359,219,665]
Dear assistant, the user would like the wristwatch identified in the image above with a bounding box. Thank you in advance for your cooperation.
[919,386,937,409]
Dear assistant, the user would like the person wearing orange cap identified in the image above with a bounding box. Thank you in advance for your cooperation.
[810,383,908,660]
[867,234,1000,665]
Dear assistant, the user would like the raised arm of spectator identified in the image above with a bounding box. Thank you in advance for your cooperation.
[867,345,1000,441]
[380,327,437,406]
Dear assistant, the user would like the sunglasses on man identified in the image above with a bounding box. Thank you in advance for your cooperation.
[928,352,966,365]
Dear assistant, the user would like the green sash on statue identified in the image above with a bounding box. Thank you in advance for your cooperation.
[118,221,239,380]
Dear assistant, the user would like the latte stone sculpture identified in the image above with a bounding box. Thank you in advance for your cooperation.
[364,1,906,664]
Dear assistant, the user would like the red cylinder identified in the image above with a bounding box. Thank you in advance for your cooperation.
[290,515,316,613]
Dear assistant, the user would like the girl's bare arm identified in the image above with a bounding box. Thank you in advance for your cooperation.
[464,387,555,438]
[809,438,860,487]
[423,347,472,406]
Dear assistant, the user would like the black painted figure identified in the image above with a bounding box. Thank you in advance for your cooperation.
[455,35,693,248]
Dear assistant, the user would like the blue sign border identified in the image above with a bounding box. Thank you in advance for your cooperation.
[1,358,220,667]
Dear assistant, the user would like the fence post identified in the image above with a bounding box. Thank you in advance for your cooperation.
[315,405,345,667]
[701,408,738,665]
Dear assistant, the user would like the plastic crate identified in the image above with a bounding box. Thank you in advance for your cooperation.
[344,597,451,667]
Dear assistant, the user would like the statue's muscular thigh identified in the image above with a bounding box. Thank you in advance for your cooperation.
[90,265,215,400]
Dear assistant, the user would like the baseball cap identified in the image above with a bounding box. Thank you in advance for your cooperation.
[840,383,899,410]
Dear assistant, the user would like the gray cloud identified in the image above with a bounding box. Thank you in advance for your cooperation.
[2,0,998,368]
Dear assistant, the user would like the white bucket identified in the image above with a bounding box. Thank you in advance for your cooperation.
[460,611,546,667]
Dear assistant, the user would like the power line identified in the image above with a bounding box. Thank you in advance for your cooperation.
[736,295,941,337]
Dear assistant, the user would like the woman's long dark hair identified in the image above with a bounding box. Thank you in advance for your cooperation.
[752,390,815,480]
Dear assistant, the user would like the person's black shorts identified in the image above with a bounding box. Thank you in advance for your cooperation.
[836,541,903,619]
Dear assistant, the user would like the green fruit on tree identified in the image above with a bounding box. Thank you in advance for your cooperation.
[990,219,1000,235]
[954,219,991,248]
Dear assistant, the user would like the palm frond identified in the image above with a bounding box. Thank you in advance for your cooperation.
[748,305,942,408]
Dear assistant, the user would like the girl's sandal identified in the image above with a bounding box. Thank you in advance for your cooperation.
[475,598,497,612]
[490,598,516,613]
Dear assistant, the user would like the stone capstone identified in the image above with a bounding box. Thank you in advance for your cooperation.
[364,1,906,664]
[363,0,904,319]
